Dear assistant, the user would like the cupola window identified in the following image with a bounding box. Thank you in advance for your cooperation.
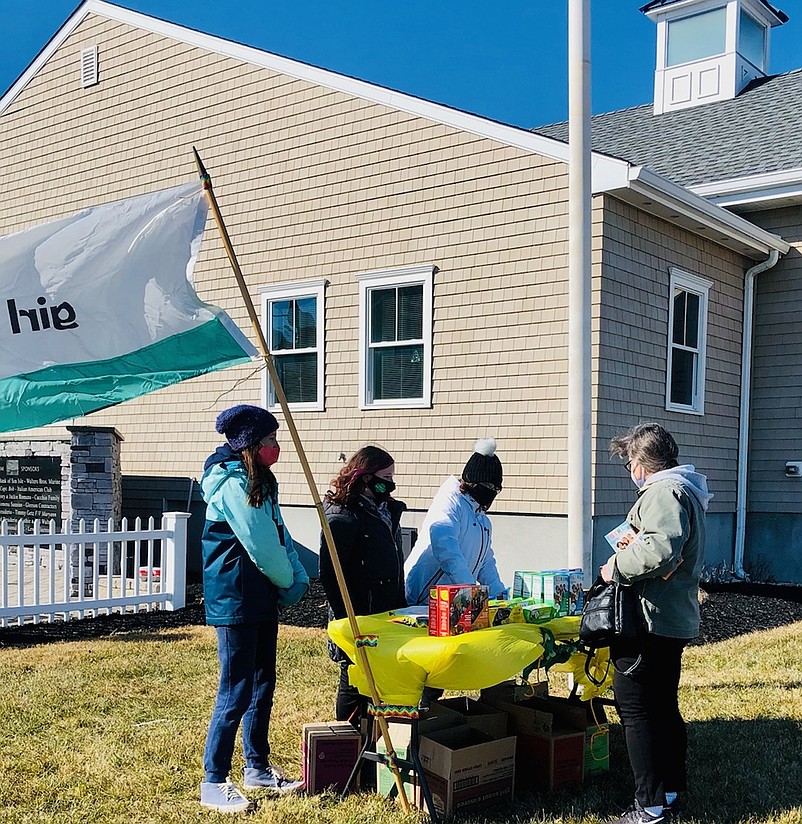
[666,7,726,67]
[739,9,767,70]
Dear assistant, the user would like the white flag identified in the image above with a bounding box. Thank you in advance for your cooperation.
[0,182,257,432]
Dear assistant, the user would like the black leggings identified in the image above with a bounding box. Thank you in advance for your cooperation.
[336,660,367,727]
[611,633,688,809]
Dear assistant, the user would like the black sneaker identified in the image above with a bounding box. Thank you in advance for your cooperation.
[608,801,671,824]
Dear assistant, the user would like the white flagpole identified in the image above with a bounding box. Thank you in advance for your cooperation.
[567,0,593,582]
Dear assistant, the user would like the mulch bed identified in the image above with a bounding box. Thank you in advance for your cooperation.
[1,580,800,648]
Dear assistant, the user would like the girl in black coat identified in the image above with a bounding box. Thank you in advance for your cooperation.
[320,446,406,725]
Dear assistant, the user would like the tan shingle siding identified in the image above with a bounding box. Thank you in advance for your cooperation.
[1,13,749,522]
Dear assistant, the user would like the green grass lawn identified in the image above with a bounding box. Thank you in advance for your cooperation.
[1,619,800,823]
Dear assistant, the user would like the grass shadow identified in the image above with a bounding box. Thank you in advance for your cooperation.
[507,716,802,824]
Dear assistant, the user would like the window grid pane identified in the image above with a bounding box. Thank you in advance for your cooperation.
[294,296,317,349]
[273,352,318,404]
[740,10,765,69]
[371,345,423,400]
[370,288,397,343]
[271,299,294,351]
[670,349,696,406]
[685,293,700,349]
[672,291,687,345]
[397,285,423,339]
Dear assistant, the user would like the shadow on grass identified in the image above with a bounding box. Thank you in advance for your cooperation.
[506,716,802,824]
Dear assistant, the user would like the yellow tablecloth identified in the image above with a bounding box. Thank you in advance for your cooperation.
[327,612,612,706]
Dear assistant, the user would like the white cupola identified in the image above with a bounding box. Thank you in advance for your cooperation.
[641,0,788,114]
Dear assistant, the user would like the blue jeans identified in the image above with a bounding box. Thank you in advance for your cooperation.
[203,621,279,783]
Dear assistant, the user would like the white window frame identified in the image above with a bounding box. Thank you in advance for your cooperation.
[357,264,434,410]
[665,268,712,416]
[260,279,326,412]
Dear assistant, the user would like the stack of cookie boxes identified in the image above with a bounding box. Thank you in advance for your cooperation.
[512,569,585,616]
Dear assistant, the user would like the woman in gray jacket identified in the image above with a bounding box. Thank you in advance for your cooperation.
[603,423,712,824]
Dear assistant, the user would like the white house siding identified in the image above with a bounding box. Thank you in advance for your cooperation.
[592,196,748,568]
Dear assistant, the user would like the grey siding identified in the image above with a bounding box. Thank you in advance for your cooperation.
[742,206,802,514]
[593,196,747,527]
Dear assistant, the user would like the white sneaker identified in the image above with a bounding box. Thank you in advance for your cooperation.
[242,765,303,793]
[200,781,253,813]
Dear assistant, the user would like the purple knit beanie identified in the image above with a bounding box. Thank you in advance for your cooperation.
[215,405,279,451]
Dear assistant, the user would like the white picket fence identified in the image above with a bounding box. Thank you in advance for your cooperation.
[0,512,188,627]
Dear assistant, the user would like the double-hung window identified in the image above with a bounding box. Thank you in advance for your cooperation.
[357,265,434,409]
[665,268,711,415]
[260,279,325,411]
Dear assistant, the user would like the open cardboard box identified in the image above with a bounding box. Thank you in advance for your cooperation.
[479,686,594,792]
[431,696,509,739]
[374,698,465,799]
[418,726,516,817]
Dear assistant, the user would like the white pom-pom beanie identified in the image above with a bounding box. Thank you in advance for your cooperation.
[461,437,503,488]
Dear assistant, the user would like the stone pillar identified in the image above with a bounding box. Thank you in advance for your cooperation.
[67,426,124,593]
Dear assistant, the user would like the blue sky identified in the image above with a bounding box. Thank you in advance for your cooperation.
[1,0,801,128]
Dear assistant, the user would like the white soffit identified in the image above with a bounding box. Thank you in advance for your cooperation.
[689,167,802,211]
[608,165,790,259]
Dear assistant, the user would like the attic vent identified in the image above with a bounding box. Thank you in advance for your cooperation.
[80,46,98,88]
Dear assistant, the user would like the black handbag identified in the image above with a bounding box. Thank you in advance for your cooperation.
[579,576,641,649]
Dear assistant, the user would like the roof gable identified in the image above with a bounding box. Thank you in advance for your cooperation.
[0,0,787,259]
[1,0,582,169]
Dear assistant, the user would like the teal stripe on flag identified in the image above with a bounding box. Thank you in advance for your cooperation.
[0,317,254,433]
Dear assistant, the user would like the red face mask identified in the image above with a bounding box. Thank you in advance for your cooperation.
[257,443,280,467]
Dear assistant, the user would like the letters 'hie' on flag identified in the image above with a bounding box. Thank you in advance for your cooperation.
[0,182,258,433]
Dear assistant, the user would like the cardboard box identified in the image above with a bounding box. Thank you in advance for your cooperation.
[418,726,516,817]
[540,696,609,777]
[376,735,420,802]
[514,570,581,616]
[433,696,509,739]
[516,727,585,792]
[477,691,590,792]
[428,584,489,636]
[512,570,542,600]
[568,569,586,616]
[302,722,362,794]
[542,570,571,616]
[480,679,549,708]
[374,700,465,798]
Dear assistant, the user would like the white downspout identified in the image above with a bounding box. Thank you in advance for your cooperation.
[734,249,780,577]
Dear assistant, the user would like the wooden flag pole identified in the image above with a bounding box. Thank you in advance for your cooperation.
[192,149,411,812]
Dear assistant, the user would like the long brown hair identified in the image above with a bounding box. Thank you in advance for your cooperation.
[241,445,278,508]
[326,446,394,509]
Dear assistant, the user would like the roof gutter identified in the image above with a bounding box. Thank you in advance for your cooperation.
[625,166,790,257]
[593,160,789,257]
[734,249,781,577]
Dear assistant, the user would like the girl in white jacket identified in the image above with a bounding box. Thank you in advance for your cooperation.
[404,438,508,606]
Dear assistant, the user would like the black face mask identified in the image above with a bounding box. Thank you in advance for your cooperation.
[366,476,396,502]
[467,484,497,510]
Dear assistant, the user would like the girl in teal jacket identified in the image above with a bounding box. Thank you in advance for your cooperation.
[198,405,308,813]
